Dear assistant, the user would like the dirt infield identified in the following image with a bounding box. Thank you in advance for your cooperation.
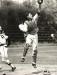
[8,43,57,65]
[0,43,57,75]
[0,64,57,75]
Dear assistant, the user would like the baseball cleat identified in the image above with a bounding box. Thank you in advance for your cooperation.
[21,57,25,62]
[12,67,16,72]
[32,62,37,68]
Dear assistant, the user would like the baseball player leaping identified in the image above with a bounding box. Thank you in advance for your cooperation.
[0,26,16,71]
[19,11,39,68]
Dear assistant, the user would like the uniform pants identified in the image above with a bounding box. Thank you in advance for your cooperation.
[0,45,8,61]
[26,34,38,63]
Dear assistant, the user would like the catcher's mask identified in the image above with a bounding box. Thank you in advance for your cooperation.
[27,13,33,20]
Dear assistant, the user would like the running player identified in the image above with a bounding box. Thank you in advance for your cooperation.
[0,26,16,71]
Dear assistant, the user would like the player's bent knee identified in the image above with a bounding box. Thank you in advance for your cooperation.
[25,43,30,49]
[33,46,37,51]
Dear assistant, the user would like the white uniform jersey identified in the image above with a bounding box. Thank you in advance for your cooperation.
[0,33,8,45]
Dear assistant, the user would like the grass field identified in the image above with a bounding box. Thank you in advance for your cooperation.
[0,43,57,75]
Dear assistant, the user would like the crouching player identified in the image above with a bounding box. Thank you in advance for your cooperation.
[0,26,16,71]
[19,12,39,68]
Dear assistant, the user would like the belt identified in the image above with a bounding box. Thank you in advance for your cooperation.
[0,44,5,46]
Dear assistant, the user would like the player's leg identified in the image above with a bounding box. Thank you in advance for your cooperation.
[21,43,30,62]
[0,46,3,69]
[32,34,38,68]
[4,46,16,71]
[1,46,16,71]
[21,34,31,62]
[32,49,37,68]
[0,46,5,62]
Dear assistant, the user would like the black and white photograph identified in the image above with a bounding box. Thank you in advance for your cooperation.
[0,0,57,75]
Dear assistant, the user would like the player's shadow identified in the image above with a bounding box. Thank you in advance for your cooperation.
[0,69,12,72]
[32,70,42,74]
[25,70,43,75]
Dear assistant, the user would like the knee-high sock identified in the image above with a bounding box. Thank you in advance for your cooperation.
[5,59,14,68]
[32,50,37,64]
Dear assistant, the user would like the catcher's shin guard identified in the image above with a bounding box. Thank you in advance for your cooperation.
[32,50,37,68]
[23,44,29,57]
[21,44,29,62]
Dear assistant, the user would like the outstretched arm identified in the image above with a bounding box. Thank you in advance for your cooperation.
[32,0,41,22]
[32,9,40,22]
[33,13,38,22]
